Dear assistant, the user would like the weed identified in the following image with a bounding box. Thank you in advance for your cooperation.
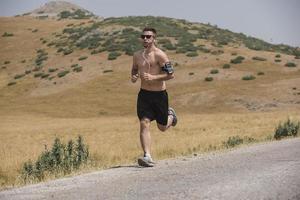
[285,62,296,67]
[242,75,256,80]
[21,136,89,182]
[274,118,300,140]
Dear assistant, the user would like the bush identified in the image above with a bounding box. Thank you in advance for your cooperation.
[73,66,82,72]
[252,56,266,61]
[275,59,281,62]
[242,75,256,80]
[186,52,199,57]
[205,77,213,82]
[230,56,245,64]
[34,72,44,78]
[223,136,243,148]
[285,62,296,67]
[57,70,70,78]
[210,69,219,74]
[7,82,16,86]
[103,69,113,73]
[78,56,88,61]
[2,32,14,37]
[223,64,231,69]
[274,119,300,140]
[21,136,89,182]
[14,74,25,79]
[257,71,265,76]
[275,54,281,58]
[4,61,10,64]
[108,52,121,60]
[48,68,58,73]
[223,136,256,148]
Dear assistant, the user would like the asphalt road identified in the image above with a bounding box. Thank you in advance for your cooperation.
[1,138,300,200]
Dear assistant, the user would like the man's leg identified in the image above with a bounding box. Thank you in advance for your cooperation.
[157,107,177,132]
[138,118,155,167]
[140,118,151,156]
[157,115,173,132]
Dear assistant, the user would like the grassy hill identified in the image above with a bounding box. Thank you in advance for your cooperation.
[0,14,300,188]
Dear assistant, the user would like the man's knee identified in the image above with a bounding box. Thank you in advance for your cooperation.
[140,118,151,128]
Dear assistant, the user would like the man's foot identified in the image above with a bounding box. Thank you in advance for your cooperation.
[138,156,155,167]
[168,107,177,126]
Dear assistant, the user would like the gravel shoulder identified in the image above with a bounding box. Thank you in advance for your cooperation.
[1,138,300,200]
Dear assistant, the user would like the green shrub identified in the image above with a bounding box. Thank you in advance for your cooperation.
[14,74,25,79]
[7,82,16,86]
[189,72,194,76]
[186,52,199,57]
[230,56,245,64]
[242,75,256,80]
[32,29,38,33]
[108,52,121,60]
[257,71,265,75]
[4,61,10,64]
[2,32,14,37]
[57,70,70,78]
[73,66,82,72]
[275,54,281,58]
[41,74,50,79]
[34,73,44,78]
[78,56,88,61]
[63,48,73,55]
[223,64,231,69]
[285,62,296,67]
[103,69,113,73]
[210,69,219,74]
[223,136,243,148]
[223,136,256,148]
[21,60,26,63]
[25,70,31,74]
[274,118,300,140]
[205,77,213,82]
[48,68,58,73]
[252,56,266,61]
[21,136,89,182]
[275,59,281,62]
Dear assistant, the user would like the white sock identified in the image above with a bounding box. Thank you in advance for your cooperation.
[144,153,151,158]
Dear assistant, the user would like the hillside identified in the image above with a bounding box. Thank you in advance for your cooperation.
[0,10,300,188]
[0,15,299,117]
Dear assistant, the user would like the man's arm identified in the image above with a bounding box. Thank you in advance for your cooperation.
[131,54,139,83]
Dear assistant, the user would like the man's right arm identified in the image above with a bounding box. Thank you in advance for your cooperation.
[131,54,139,83]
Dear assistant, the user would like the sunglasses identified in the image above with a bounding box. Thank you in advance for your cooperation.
[140,35,153,39]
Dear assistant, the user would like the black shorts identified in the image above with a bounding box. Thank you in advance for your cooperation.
[137,89,169,125]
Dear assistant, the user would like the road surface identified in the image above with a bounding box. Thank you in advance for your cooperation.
[1,138,300,200]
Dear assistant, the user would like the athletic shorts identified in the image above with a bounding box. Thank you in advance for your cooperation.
[137,89,169,125]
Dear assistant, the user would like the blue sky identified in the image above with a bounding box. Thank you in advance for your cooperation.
[1,0,299,47]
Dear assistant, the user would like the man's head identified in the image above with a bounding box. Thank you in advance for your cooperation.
[141,27,156,48]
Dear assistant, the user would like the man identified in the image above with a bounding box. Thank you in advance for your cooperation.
[131,27,177,167]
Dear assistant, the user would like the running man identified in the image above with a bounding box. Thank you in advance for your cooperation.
[131,27,177,167]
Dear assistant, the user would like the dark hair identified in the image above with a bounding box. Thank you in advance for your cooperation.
[143,27,157,36]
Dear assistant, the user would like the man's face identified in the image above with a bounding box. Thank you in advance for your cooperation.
[141,31,155,48]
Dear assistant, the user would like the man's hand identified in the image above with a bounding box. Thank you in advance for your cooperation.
[141,72,155,81]
[131,73,139,83]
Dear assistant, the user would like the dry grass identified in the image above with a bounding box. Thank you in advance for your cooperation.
[1,111,299,188]
[1,16,300,189]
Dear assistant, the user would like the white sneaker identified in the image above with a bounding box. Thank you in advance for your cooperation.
[138,156,155,167]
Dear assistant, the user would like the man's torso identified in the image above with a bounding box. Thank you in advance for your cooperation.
[135,48,166,91]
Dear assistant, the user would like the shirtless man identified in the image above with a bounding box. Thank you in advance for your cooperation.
[131,27,177,167]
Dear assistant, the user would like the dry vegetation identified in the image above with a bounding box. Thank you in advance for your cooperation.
[0,16,300,189]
